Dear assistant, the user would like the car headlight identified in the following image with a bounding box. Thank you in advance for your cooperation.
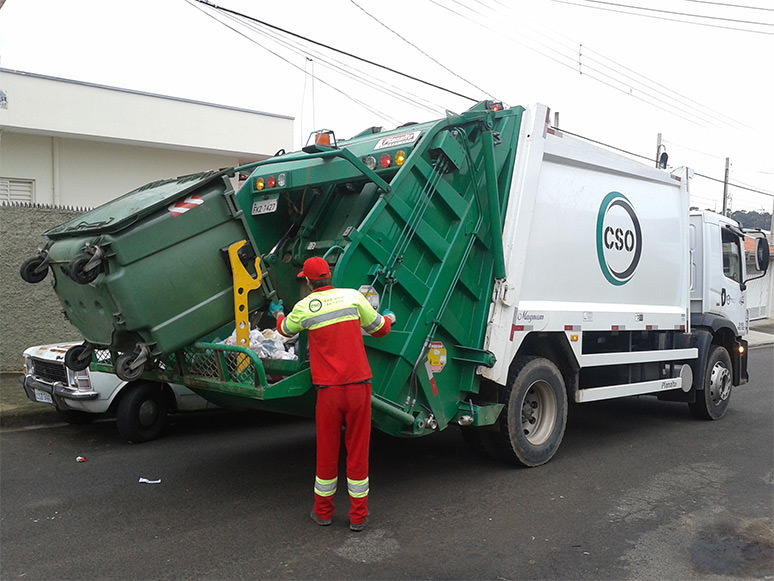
[71,369,92,389]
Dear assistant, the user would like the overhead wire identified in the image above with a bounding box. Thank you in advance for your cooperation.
[573,0,774,26]
[183,0,401,123]
[188,0,771,202]
[547,0,774,34]
[679,0,774,10]
[215,6,445,118]
[424,0,748,130]
[471,0,751,130]
[192,0,480,102]
[349,0,497,100]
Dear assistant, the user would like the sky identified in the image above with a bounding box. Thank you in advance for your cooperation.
[1,0,772,214]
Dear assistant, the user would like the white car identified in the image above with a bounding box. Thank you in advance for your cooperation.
[22,342,218,442]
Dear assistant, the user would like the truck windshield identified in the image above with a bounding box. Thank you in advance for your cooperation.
[721,229,742,283]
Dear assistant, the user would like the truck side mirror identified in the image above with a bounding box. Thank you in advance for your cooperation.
[755,237,770,273]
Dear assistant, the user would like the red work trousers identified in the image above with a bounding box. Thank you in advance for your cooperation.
[313,382,371,524]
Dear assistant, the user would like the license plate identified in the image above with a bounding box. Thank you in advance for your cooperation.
[34,389,54,405]
[252,198,278,215]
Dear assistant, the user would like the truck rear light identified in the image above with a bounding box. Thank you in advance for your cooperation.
[487,101,504,111]
[395,150,406,166]
[277,173,286,187]
[364,156,377,170]
[266,175,276,188]
[379,153,392,169]
[256,177,265,191]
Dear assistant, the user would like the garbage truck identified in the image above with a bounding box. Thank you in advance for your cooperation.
[21,100,770,466]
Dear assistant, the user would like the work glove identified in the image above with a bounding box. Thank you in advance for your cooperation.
[383,309,396,324]
[268,300,284,319]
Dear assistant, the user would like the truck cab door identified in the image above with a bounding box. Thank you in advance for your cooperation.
[714,227,748,335]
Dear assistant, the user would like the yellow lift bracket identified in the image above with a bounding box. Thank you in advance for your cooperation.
[227,240,263,372]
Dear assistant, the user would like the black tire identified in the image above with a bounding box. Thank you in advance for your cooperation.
[68,252,101,284]
[20,255,49,283]
[56,409,95,425]
[495,357,568,467]
[116,382,168,442]
[115,353,145,382]
[689,345,732,420]
[65,343,93,371]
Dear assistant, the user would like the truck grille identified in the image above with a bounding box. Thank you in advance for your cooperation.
[31,358,68,384]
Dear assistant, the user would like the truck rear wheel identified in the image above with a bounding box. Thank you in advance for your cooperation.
[497,357,567,467]
[116,382,168,442]
[689,345,732,420]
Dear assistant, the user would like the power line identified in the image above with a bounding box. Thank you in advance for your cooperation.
[349,0,496,99]
[191,0,480,102]
[548,0,774,34]
[558,127,773,197]
[679,0,774,11]
[574,0,774,26]
[189,0,771,198]
[184,0,404,123]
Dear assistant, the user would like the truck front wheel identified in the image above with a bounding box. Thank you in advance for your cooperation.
[497,357,568,467]
[116,382,168,442]
[689,345,732,421]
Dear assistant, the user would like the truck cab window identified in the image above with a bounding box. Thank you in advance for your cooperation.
[721,229,742,283]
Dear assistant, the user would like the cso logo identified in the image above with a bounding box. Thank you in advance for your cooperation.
[596,192,642,286]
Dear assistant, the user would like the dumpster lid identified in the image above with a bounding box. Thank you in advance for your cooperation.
[45,169,233,238]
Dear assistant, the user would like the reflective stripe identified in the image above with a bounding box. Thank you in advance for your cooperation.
[280,317,294,337]
[347,477,369,499]
[314,476,338,497]
[362,313,384,334]
[301,307,358,330]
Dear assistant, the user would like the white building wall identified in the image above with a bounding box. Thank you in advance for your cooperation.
[1,131,257,206]
[0,68,294,206]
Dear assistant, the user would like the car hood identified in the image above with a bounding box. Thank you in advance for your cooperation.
[23,342,81,361]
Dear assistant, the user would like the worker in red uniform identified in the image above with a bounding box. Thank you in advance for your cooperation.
[270,256,395,532]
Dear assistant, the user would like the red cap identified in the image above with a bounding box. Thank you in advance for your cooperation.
[297,256,331,280]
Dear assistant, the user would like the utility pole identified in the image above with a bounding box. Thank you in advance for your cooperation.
[722,157,730,216]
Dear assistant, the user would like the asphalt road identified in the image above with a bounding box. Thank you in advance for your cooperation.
[2,347,772,580]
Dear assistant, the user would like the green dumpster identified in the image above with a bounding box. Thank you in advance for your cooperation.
[21,170,265,378]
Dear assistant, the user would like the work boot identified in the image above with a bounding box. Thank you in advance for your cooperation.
[310,511,332,526]
[349,517,368,532]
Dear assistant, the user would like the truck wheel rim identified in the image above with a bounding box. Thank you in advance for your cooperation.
[520,381,557,445]
[709,362,731,404]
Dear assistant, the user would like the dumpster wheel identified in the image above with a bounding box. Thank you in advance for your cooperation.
[20,254,50,284]
[65,342,94,372]
[115,345,150,382]
[68,246,105,284]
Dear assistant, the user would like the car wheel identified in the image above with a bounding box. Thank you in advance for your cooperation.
[116,382,168,442]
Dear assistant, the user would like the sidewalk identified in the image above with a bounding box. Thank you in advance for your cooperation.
[2,320,772,429]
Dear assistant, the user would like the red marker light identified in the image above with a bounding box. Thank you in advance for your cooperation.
[379,153,392,169]
[267,175,276,188]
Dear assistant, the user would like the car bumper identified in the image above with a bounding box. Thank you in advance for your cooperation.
[23,374,100,403]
